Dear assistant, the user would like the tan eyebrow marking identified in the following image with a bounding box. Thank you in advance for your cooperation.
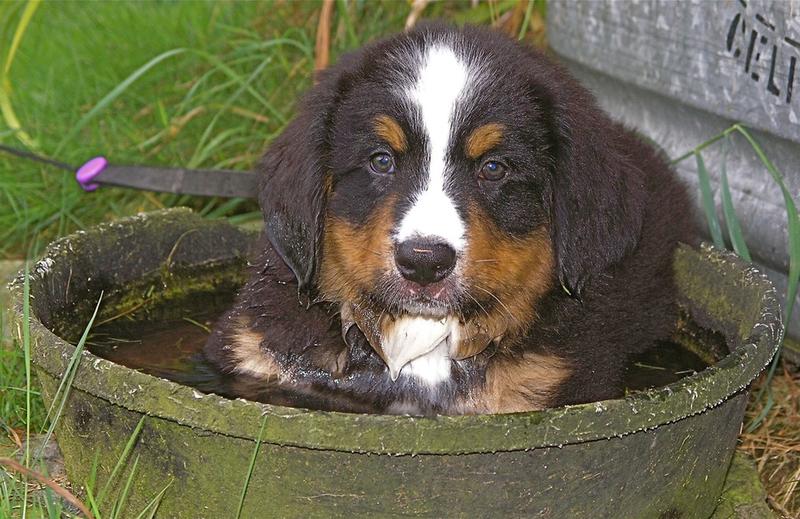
[373,114,407,153]
[465,123,505,159]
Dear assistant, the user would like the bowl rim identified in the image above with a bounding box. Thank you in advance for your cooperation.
[10,210,784,455]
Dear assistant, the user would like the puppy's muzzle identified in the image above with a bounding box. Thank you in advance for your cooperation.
[394,239,456,285]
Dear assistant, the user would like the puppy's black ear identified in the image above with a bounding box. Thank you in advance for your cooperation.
[258,113,325,300]
[550,88,646,299]
[258,57,359,302]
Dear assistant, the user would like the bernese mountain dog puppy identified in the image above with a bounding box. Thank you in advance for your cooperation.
[204,23,695,415]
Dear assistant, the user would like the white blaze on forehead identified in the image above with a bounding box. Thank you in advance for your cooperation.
[396,44,469,250]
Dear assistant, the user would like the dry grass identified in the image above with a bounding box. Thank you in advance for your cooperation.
[740,363,800,518]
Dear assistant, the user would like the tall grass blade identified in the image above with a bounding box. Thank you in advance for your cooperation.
[746,384,775,434]
[734,125,800,322]
[1,0,38,77]
[189,54,273,167]
[42,486,62,518]
[38,292,103,459]
[453,0,517,25]
[189,48,287,124]
[85,453,101,518]
[21,263,30,519]
[0,0,40,148]
[203,197,246,219]
[97,416,146,508]
[694,151,724,249]
[227,210,261,225]
[518,0,536,40]
[0,478,10,517]
[734,125,800,431]
[55,48,188,155]
[719,138,751,262]
[189,127,242,168]
[134,480,173,519]
[671,124,742,165]
[674,124,798,431]
[22,264,31,467]
[236,414,268,519]
[110,454,140,519]
[336,0,358,49]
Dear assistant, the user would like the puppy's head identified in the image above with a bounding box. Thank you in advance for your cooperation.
[259,24,644,378]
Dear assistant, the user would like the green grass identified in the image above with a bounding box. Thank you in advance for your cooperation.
[0,343,44,434]
[1,1,303,256]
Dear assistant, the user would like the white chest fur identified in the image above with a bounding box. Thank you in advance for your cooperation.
[381,315,456,386]
[399,338,453,387]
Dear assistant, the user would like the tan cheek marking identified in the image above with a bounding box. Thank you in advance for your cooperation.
[461,204,555,344]
[476,353,571,413]
[373,115,407,153]
[465,123,504,159]
[318,196,397,303]
[229,329,282,379]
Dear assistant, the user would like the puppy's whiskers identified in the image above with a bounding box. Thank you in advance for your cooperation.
[473,284,521,327]
[464,289,491,321]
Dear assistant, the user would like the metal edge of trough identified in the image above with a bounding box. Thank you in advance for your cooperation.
[8,209,784,456]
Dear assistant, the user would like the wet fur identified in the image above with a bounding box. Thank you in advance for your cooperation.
[205,24,695,415]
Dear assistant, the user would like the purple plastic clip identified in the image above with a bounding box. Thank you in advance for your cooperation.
[75,156,107,192]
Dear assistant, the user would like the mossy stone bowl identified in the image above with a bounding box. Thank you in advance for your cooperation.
[10,208,782,518]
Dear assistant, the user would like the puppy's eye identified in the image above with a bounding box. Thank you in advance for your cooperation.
[479,160,507,181]
[369,153,395,175]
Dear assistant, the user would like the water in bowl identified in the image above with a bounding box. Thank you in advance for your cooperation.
[87,296,718,411]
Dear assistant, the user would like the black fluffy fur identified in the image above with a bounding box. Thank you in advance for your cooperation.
[204,23,696,414]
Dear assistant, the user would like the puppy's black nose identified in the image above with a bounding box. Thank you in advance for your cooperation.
[394,239,456,286]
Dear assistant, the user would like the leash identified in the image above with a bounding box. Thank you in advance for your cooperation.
[0,143,258,199]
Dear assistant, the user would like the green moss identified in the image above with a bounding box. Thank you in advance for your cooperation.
[712,453,776,518]
[53,262,245,342]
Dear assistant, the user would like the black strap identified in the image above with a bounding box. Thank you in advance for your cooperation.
[0,143,259,199]
[96,166,258,198]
